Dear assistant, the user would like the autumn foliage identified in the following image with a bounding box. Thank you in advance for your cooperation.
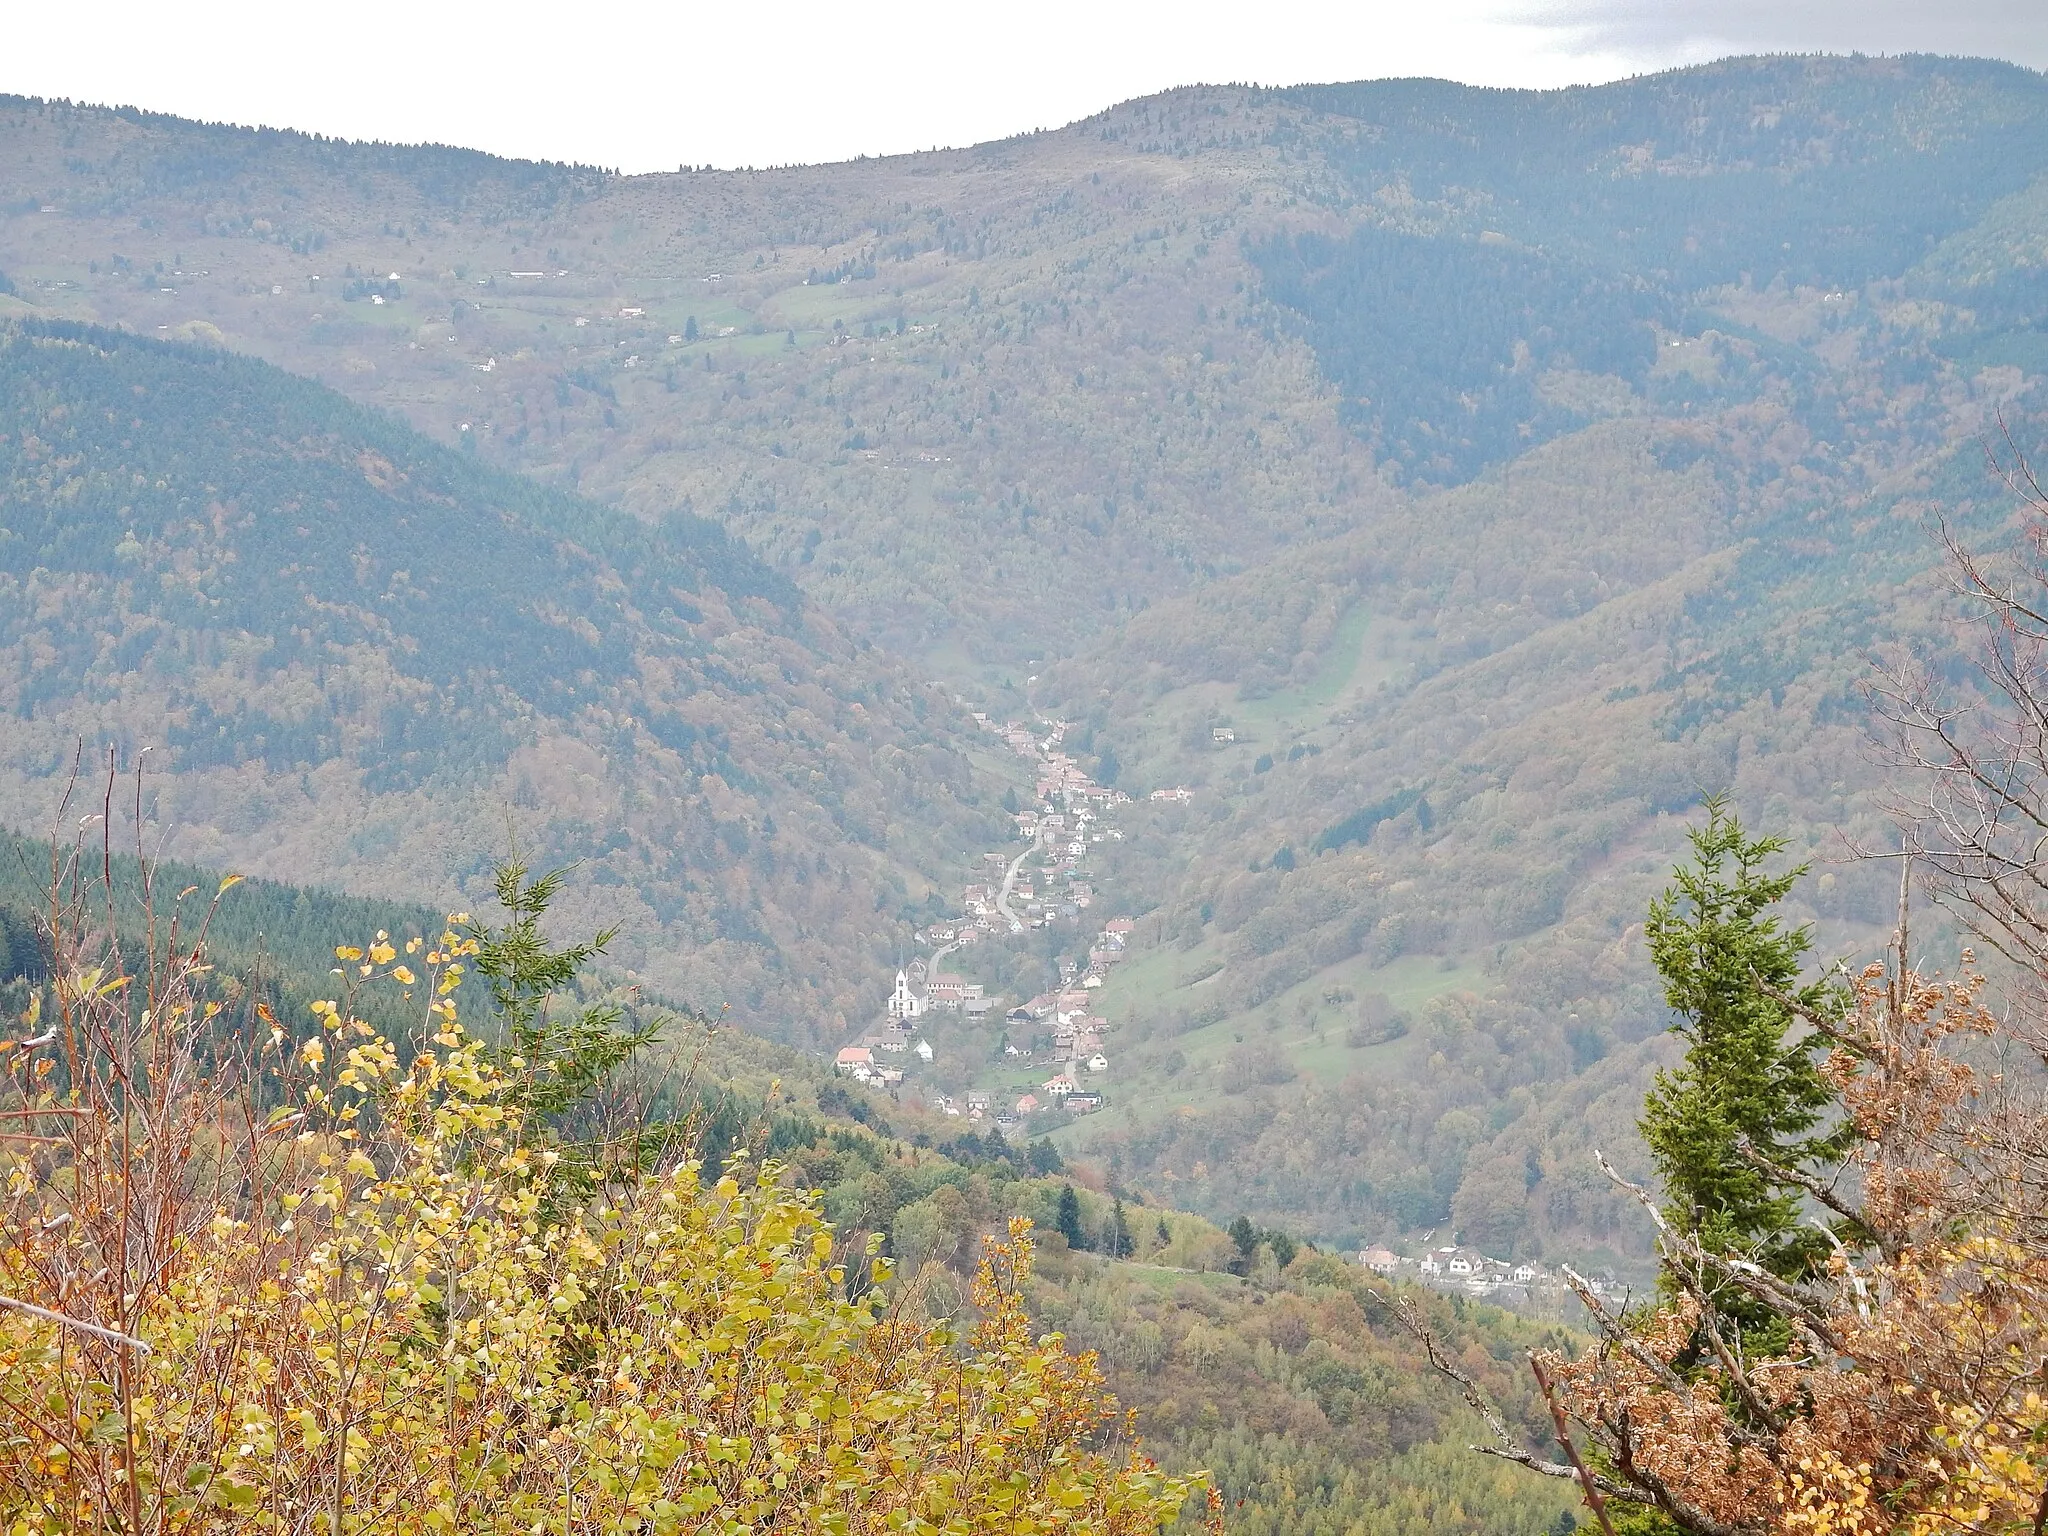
[0,838,1201,1533]
[1538,941,2048,1536]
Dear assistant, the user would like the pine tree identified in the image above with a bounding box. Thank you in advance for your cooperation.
[464,860,657,1122]
[1057,1184,1088,1250]
[1226,1214,1257,1275]
[1642,799,1847,1328]
[1110,1197,1135,1258]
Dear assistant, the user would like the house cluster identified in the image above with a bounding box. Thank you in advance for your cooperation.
[918,876,1005,948]
[995,913,1135,1117]
[1359,1243,1631,1306]
[834,957,994,1086]
[835,703,1164,1124]
[997,719,1132,930]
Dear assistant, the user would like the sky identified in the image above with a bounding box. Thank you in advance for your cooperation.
[8,0,2046,174]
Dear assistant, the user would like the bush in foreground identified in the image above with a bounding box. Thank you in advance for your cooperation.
[0,868,1202,1534]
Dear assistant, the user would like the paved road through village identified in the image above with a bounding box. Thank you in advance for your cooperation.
[994,831,1040,934]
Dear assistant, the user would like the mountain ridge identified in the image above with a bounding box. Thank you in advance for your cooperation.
[5,56,2048,1254]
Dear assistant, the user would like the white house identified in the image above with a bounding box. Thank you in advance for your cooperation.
[1086,1053,1109,1073]
[835,1046,873,1078]
[914,1038,934,1062]
[1359,1246,1400,1275]
[1042,1073,1077,1099]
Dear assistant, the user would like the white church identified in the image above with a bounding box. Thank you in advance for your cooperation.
[887,960,928,1024]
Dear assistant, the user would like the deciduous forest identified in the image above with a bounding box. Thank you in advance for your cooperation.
[6,49,2048,1534]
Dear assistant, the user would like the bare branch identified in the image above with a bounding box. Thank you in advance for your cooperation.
[1593,1152,1842,1352]
[1733,1137,1889,1264]
[1531,1352,1621,1536]
[0,1293,152,1353]
[1360,1279,1616,1490]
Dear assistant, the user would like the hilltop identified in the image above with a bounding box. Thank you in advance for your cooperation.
[4,57,2048,664]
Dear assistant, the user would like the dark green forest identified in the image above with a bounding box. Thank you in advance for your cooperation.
[1281,58,2048,290]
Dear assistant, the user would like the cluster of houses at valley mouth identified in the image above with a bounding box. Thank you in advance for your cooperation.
[833,710,1179,1130]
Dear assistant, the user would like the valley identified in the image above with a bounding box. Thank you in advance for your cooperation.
[5,54,2048,1264]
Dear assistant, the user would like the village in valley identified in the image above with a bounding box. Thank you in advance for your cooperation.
[834,708,1191,1135]
[1355,1240,1630,1318]
[828,707,1639,1321]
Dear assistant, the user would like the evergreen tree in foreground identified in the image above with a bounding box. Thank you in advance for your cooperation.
[464,859,656,1121]
[1642,798,1847,1344]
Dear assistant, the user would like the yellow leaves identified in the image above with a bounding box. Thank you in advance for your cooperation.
[335,946,363,962]
[3,924,1199,1536]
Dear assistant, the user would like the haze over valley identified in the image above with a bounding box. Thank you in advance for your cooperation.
[8,47,2048,1535]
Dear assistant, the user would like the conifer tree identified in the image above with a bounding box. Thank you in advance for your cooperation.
[1109,1197,1135,1258]
[1641,799,1847,1331]
[463,860,657,1121]
[1057,1183,1088,1250]
[1226,1214,1257,1275]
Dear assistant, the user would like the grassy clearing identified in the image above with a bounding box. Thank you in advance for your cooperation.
[1055,944,1488,1150]
[1229,607,1418,733]
[1097,608,1426,800]
[756,281,910,330]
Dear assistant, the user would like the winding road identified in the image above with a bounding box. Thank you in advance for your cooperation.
[994,830,1041,934]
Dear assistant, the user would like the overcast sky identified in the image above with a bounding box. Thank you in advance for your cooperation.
[8,0,2045,174]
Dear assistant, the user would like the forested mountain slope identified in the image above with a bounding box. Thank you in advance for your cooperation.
[0,320,1012,1038]
[1034,279,2037,1255]
[5,57,2040,667]
[6,56,2048,1258]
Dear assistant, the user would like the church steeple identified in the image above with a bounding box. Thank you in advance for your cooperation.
[887,965,924,1022]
